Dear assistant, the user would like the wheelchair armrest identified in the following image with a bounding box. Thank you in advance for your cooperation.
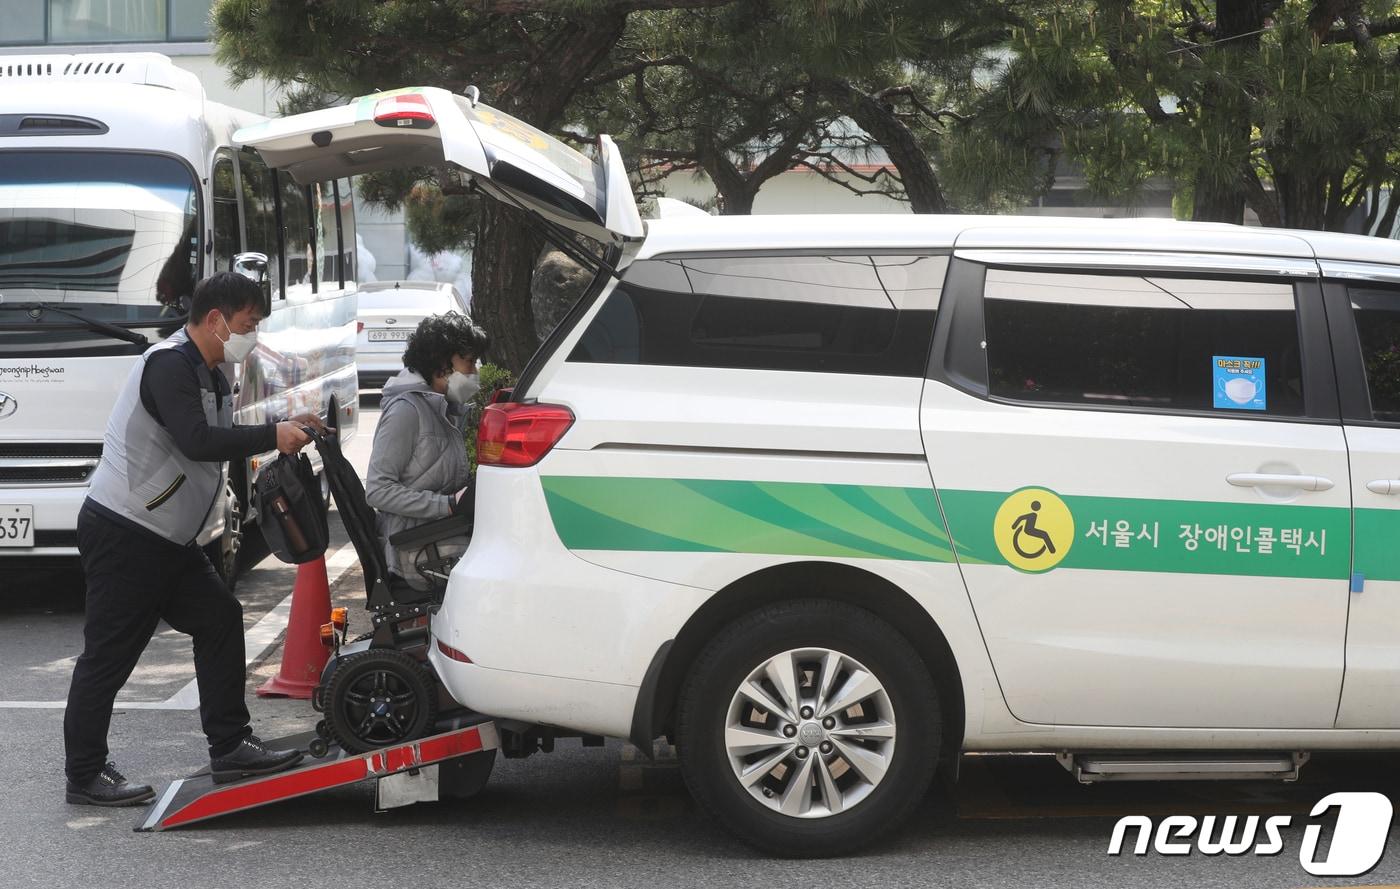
[388,513,472,549]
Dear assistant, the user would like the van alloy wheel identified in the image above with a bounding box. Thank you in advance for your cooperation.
[677,600,939,857]
[725,647,896,819]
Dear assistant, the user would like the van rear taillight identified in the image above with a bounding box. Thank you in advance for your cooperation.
[476,402,574,467]
[374,94,435,129]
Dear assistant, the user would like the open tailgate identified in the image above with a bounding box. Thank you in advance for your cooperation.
[233,87,643,244]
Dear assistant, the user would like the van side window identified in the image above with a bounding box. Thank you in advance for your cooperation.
[211,154,240,275]
[279,173,314,293]
[981,268,1305,417]
[1347,286,1400,422]
[238,149,282,298]
[568,255,943,377]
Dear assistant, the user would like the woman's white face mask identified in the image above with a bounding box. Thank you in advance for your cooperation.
[445,371,480,405]
[217,313,258,363]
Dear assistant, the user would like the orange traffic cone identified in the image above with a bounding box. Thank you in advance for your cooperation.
[257,556,331,699]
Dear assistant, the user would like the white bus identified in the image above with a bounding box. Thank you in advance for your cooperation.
[0,53,360,586]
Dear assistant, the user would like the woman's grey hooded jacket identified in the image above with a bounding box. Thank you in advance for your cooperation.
[365,369,470,588]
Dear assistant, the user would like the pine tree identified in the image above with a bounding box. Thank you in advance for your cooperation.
[942,0,1400,230]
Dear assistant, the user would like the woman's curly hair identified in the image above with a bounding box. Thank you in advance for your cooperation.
[402,312,490,381]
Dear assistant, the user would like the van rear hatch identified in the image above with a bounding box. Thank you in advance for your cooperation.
[234,87,643,246]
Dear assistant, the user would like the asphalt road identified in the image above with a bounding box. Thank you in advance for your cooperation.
[5,398,1400,888]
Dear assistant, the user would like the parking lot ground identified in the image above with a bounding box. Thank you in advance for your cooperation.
[7,401,1400,886]
[12,527,1400,889]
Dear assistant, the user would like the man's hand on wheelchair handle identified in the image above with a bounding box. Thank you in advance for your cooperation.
[275,422,312,455]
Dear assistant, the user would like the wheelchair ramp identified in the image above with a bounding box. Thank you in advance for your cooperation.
[136,715,498,831]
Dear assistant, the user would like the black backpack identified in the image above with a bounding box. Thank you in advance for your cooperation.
[253,451,329,564]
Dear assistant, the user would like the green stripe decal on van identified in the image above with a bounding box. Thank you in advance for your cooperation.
[540,477,960,562]
[541,476,1385,580]
[935,490,1352,580]
[1356,508,1400,582]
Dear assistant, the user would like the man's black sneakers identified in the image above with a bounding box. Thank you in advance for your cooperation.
[65,763,156,807]
[209,736,304,784]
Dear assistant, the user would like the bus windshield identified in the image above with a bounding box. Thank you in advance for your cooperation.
[0,151,199,317]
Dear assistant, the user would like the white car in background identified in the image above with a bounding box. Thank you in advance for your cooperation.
[356,280,470,391]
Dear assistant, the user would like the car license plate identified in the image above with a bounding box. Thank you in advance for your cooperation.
[0,505,34,547]
[367,329,410,342]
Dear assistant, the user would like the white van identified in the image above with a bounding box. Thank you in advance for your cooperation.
[243,88,1400,855]
[0,53,360,583]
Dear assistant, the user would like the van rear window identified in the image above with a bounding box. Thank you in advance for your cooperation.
[568,255,945,377]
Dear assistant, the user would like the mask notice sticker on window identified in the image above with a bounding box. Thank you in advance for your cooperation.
[1213,356,1267,411]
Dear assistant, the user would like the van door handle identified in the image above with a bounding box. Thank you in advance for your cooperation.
[1226,473,1334,492]
[1366,479,1400,495]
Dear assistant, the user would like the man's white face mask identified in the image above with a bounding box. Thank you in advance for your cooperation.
[446,371,480,405]
[217,312,258,363]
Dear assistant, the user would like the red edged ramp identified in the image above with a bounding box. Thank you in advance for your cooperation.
[136,717,497,831]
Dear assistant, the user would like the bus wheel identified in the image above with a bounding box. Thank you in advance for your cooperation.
[211,479,243,591]
[676,600,940,857]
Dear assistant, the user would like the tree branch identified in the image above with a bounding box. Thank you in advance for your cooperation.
[872,85,972,125]
[580,54,690,89]
[813,77,949,213]
[1241,164,1282,228]
[469,0,736,15]
[795,159,908,201]
[1319,14,1400,44]
[800,150,900,186]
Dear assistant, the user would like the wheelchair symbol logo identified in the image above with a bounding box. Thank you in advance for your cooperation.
[993,487,1074,573]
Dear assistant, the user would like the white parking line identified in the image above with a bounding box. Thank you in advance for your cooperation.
[0,539,361,711]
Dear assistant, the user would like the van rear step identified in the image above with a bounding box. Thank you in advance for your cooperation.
[1056,752,1308,784]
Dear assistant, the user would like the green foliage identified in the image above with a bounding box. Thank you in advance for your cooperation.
[403,186,482,255]
[949,0,1400,229]
[463,363,517,472]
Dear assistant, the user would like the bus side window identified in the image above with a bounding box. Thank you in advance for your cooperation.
[336,178,356,286]
[211,153,240,274]
[314,181,340,292]
[279,171,314,295]
[238,148,282,299]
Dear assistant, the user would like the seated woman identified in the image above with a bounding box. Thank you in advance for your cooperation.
[365,313,489,590]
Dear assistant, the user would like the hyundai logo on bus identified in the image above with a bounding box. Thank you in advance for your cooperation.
[1108,792,1393,877]
[0,392,15,420]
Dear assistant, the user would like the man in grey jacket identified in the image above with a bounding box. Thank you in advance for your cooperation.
[66,273,317,806]
[366,314,489,589]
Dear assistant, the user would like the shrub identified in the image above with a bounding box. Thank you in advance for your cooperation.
[464,362,516,472]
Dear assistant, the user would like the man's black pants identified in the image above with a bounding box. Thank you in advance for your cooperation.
[64,503,251,783]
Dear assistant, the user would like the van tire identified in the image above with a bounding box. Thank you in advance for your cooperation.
[676,599,939,857]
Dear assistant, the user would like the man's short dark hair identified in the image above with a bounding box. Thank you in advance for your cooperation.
[402,313,490,381]
[190,272,264,323]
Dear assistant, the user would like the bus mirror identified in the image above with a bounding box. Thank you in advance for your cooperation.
[232,252,271,313]
[233,252,268,283]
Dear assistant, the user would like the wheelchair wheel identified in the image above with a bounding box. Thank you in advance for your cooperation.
[323,649,438,754]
